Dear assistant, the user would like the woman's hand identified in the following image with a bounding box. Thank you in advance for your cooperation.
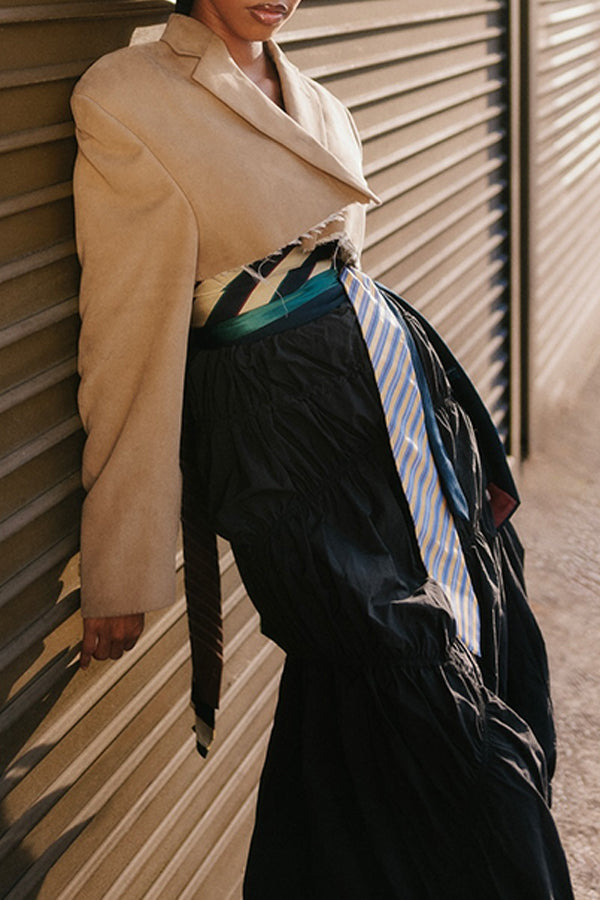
[80,614,145,669]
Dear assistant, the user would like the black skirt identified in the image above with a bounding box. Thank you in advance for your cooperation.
[182,299,573,899]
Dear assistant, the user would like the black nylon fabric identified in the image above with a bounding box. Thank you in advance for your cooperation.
[394,300,557,776]
[183,299,572,898]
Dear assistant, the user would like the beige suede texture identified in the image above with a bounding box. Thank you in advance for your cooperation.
[72,14,378,618]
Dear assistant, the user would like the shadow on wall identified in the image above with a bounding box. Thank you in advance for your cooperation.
[0,553,81,896]
[0,3,174,894]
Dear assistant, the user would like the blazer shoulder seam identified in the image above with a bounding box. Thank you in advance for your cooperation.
[72,91,198,227]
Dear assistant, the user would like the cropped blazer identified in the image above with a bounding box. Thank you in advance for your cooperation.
[71,13,378,619]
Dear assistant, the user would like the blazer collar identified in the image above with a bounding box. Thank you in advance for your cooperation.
[160,14,377,203]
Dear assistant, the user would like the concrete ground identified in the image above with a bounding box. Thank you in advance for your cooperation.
[516,362,600,899]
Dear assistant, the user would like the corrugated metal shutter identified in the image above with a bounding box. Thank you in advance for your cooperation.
[1,1,513,897]
[528,0,600,420]
[281,0,513,442]
[0,3,280,898]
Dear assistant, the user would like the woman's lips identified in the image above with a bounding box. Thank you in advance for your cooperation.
[248,3,288,26]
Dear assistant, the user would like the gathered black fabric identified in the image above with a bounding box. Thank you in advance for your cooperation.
[183,299,572,898]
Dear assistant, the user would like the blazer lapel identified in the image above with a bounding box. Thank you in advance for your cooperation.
[161,15,378,203]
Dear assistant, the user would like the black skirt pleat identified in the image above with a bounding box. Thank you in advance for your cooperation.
[183,300,573,899]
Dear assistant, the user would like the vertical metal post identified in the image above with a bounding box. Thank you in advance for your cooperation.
[507,0,524,463]
[508,0,537,461]
[518,0,538,457]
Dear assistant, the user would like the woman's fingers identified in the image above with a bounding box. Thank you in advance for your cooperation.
[80,614,145,669]
[80,619,99,669]
[109,638,130,660]
[93,628,113,661]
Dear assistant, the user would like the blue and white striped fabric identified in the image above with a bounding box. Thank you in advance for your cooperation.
[340,266,480,655]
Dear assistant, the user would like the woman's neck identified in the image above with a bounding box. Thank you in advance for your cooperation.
[189,6,283,107]
[243,48,284,108]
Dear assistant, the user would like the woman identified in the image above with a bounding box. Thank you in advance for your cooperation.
[72,1,573,896]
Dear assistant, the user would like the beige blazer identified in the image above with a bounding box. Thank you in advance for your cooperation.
[72,13,378,618]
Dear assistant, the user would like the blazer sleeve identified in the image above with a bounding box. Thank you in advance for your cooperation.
[71,89,199,618]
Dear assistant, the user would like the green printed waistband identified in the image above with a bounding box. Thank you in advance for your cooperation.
[193,267,343,346]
